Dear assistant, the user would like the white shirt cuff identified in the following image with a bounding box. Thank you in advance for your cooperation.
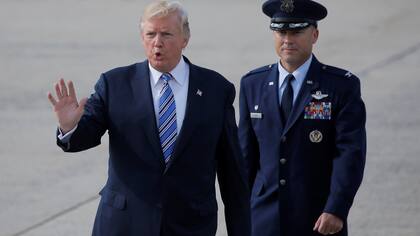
[57,125,78,142]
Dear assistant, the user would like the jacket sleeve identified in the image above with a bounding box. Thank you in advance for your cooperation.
[324,77,367,220]
[238,78,260,189]
[56,74,109,152]
[216,82,251,236]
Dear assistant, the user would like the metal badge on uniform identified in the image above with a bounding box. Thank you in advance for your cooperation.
[250,112,263,119]
[311,91,328,100]
[304,102,332,120]
[196,89,203,96]
[254,105,259,111]
[309,130,323,143]
[269,81,274,86]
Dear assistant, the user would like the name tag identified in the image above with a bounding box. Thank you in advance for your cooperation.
[304,102,332,120]
[250,112,263,119]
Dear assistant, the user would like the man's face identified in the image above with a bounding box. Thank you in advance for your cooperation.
[141,12,188,72]
[274,26,319,71]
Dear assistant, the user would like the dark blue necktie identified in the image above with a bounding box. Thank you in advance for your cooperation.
[280,74,295,125]
[158,73,177,164]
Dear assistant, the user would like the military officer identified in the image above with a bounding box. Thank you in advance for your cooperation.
[238,0,366,235]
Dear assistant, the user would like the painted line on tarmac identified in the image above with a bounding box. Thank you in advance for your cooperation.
[10,195,99,236]
[358,41,420,77]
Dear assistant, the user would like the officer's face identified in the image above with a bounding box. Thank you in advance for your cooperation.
[274,26,319,72]
[141,12,189,72]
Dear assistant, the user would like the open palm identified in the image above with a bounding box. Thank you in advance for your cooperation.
[47,79,87,133]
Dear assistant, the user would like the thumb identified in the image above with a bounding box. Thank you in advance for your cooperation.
[77,97,88,113]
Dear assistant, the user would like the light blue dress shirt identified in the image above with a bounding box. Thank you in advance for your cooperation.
[278,55,313,105]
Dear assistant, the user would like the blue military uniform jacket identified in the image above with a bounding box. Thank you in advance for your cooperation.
[238,55,366,236]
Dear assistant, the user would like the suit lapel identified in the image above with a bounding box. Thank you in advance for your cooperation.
[282,57,321,134]
[164,57,203,172]
[131,61,165,167]
[262,64,284,132]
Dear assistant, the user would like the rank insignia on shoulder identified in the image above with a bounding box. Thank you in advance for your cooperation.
[311,91,328,100]
[345,71,353,78]
[304,102,331,120]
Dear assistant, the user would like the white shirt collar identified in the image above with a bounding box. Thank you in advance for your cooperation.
[278,54,313,86]
[149,57,188,87]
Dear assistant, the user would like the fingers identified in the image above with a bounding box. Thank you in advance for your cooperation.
[314,213,343,235]
[60,78,69,97]
[47,92,57,106]
[55,81,63,99]
[68,80,77,99]
[313,216,321,231]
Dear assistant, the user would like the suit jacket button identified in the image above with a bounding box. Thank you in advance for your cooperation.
[281,136,287,143]
[280,158,287,164]
[280,179,286,186]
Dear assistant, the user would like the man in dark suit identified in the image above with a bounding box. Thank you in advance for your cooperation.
[47,1,250,235]
[238,0,366,235]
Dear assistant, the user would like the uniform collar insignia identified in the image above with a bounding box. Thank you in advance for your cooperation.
[196,89,203,96]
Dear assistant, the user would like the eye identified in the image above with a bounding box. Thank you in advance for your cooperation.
[162,32,173,37]
[145,32,156,38]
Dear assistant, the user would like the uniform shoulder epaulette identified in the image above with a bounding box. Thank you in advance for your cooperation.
[244,64,274,77]
[321,64,355,79]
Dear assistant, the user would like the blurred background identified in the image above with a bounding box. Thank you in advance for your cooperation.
[1,0,420,235]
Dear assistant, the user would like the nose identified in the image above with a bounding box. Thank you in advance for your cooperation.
[153,34,163,48]
[282,33,294,46]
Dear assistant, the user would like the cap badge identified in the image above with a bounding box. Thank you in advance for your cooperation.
[281,0,294,13]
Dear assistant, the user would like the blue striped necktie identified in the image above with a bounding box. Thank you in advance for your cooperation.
[158,73,177,164]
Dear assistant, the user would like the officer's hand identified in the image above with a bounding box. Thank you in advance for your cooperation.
[47,79,87,133]
[313,212,343,235]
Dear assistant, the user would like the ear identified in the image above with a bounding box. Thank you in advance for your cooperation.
[312,28,319,44]
[182,36,189,49]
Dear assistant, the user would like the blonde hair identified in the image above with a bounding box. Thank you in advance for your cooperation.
[140,1,190,39]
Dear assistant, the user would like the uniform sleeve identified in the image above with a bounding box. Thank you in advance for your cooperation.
[56,74,109,152]
[238,78,260,188]
[216,82,251,236]
[324,77,367,220]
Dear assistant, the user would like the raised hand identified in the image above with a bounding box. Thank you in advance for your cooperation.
[47,79,87,133]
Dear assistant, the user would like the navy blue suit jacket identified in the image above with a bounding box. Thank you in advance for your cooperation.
[57,57,250,236]
[238,56,366,236]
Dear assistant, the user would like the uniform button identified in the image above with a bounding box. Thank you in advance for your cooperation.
[281,136,287,143]
[280,179,286,186]
[280,158,287,164]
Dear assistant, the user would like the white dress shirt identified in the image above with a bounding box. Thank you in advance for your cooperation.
[58,57,190,141]
[278,55,313,104]
[149,57,189,133]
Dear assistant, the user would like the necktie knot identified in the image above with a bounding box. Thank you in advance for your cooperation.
[161,73,173,83]
[285,74,295,83]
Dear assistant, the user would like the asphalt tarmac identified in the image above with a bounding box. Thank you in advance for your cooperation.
[1,0,420,235]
